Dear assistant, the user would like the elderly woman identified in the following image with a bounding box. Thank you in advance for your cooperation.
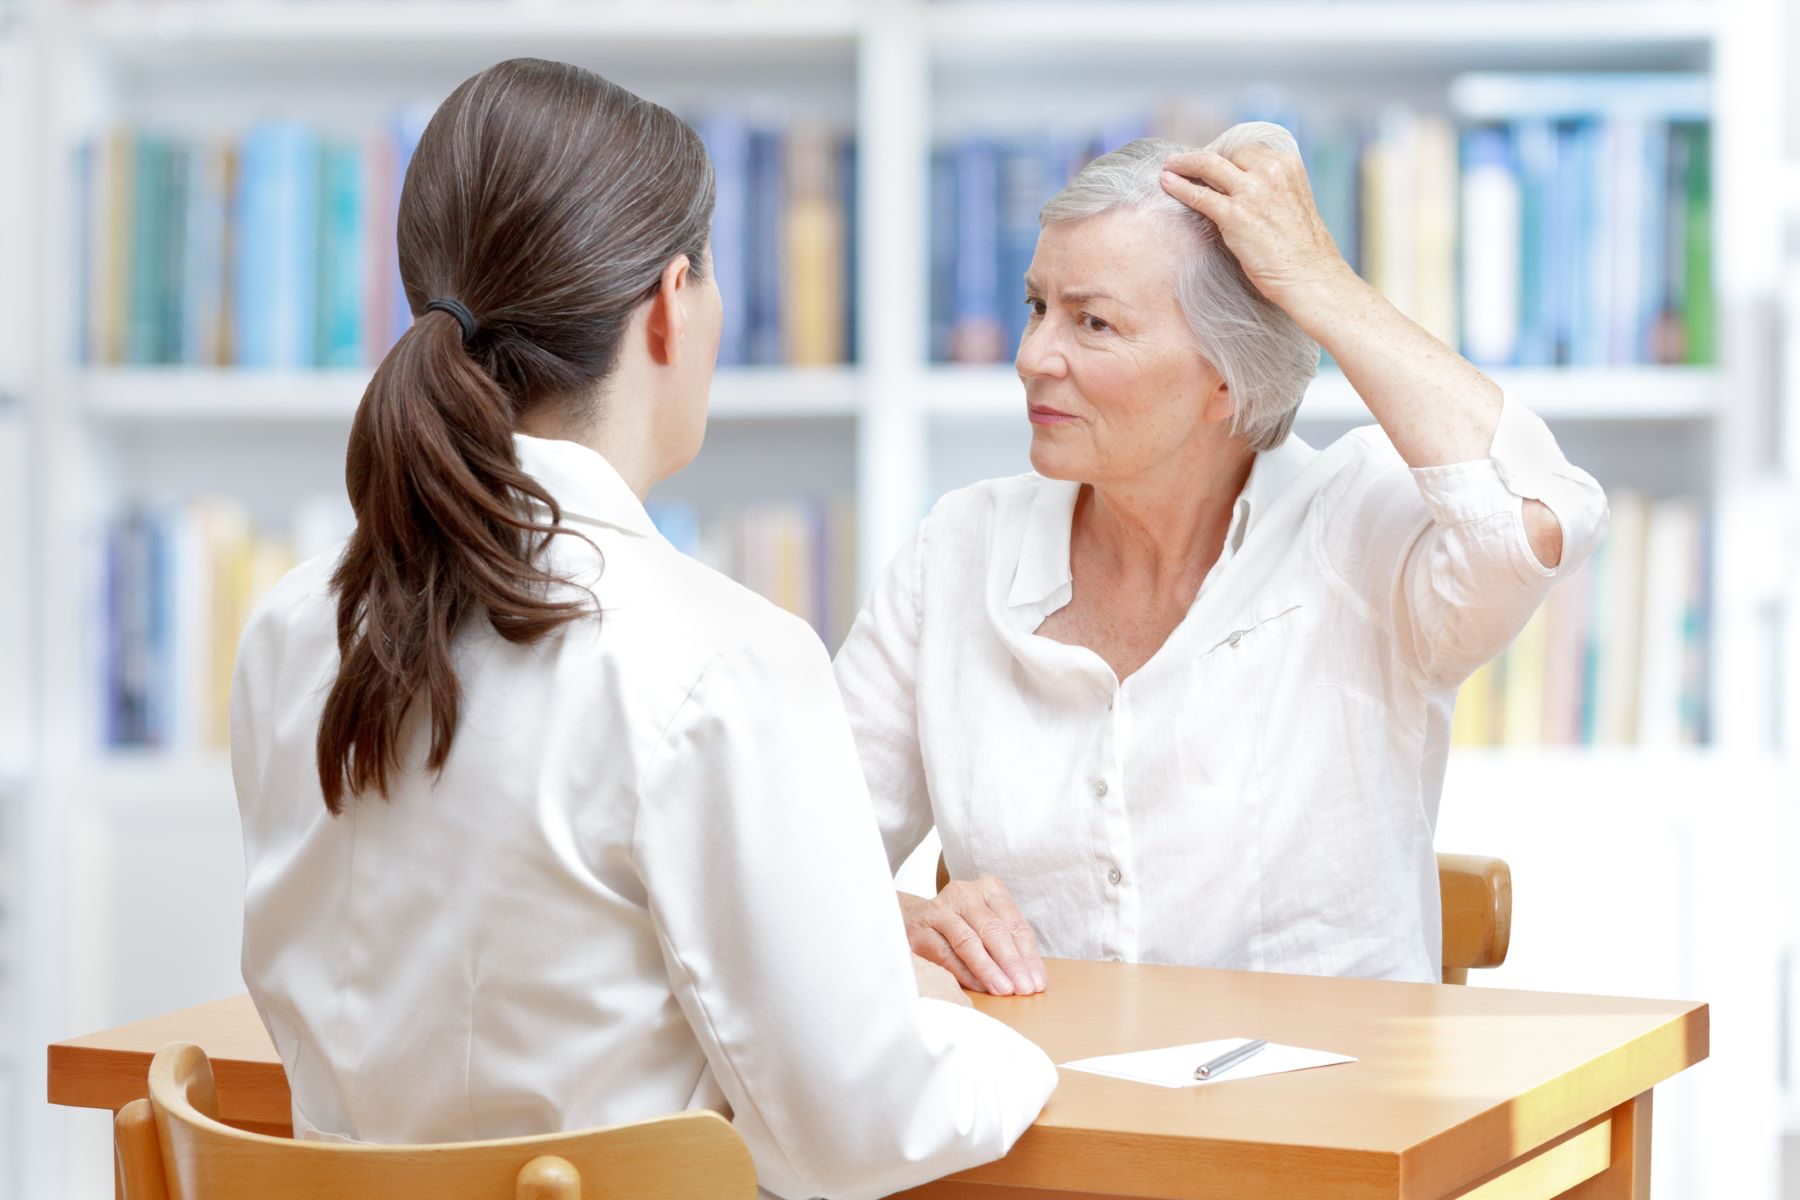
[834,123,1606,992]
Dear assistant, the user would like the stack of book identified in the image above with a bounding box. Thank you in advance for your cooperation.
[1451,490,1711,748]
[98,496,349,751]
[97,491,857,749]
[647,497,858,649]
[930,74,1712,373]
[73,110,856,371]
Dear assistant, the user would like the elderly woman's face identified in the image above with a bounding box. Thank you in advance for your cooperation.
[1018,209,1231,485]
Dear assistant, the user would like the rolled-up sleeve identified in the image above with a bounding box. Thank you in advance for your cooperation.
[1318,392,1608,690]
[832,534,935,875]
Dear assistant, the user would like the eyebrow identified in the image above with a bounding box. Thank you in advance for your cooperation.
[1022,279,1119,305]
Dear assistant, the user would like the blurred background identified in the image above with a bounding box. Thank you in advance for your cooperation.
[0,0,1797,1195]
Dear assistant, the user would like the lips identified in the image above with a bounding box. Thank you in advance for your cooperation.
[1028,404,1078,426]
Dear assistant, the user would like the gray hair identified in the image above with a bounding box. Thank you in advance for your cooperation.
[1038,123,1320,451]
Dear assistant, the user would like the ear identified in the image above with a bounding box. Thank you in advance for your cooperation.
[645,254,693,367]
[1201,376,1233,424]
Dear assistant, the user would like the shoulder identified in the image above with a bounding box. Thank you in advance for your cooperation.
[1309,422,1419,510]
[912,472,1053,567]
[590,533,832,697]
[239,543,345,663]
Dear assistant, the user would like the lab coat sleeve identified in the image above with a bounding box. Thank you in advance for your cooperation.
[632,612,1059,1200]
[832,533,934,875]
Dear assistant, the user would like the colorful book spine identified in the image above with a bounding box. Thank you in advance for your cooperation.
[1450,488,1712,749]
[930,76,1713,372]
[76,111,858,371]
[645,495,858,649]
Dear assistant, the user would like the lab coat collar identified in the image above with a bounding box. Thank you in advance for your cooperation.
[1005,429,1318,610]
[511,432,661,540]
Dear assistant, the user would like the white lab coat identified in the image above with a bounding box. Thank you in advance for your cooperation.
[232,432,1058,1200]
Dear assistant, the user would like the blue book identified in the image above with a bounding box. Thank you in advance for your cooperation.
[182,141,226,366]
[1635,119,1670,364]
[1513,118,1556,368]
[126,135,164,366]
[949,138,1002,364]
[1546,122,1583,366]
[696,113,751,367]
[388,104,432,342]
[928,147,956,362]
[998,137,1061,354]
[839,135,858,365]
[1308,123,1362,278]
[73,140,94,363]
[1569,120,1609,367]
[160,141,191,365]
[234,121,320,368]
[745,128,785,365]
[317,140,367,368]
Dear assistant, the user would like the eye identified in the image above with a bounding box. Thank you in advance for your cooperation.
[1024,296,1047,318]
[1081,313,1111,333]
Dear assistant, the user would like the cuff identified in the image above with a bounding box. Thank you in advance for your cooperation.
[1408,391,1609,571]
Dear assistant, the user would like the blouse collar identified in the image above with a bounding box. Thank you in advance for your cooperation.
[510,432,662,540]
[1006,430,1318,610]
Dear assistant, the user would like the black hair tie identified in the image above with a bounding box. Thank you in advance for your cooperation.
[424,298,479,345]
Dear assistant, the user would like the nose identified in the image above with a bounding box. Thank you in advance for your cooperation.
[1015,318,1067,382]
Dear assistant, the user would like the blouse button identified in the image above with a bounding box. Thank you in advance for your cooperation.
[1093,778,1109,798]
[1228,630,1245,647]
[1106,866,1123,885]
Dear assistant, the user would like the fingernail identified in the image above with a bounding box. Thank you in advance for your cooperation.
[1034,970,1047,991]
[989,977,1013,995]
[1012,972,1034,993]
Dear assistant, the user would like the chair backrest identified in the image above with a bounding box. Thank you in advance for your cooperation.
[115,1042,757,1200]
[933,850,1511,986]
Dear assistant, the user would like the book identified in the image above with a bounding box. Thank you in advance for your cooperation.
[929,79,1714,372]
[75,110,858,371]
[1450,488,1711,748]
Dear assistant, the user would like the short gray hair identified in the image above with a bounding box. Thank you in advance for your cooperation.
[1039,123,1320,451]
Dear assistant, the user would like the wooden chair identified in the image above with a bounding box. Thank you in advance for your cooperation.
[935,850,1511,986]
[114,1042,756,1200]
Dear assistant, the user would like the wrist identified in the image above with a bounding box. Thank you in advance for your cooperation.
[1266,259,1369,337]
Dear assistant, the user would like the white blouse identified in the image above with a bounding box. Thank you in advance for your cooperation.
[232,433,1057,1200]
[834,395,1607,984]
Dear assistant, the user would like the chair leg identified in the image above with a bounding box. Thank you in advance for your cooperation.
[114,1100,170,1200]
[517,1154,582,1200]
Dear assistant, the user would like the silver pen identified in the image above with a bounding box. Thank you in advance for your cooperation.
[1193,1038,1267,1080]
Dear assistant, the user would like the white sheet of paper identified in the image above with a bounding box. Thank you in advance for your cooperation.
[1060,1038,1356,1089]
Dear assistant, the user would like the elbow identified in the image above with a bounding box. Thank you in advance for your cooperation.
[1523,498,1564,571]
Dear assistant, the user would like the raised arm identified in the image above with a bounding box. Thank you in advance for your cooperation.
[1160,142,1564,566]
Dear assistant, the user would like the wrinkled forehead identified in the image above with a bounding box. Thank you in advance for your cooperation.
[1029,205,1196,309]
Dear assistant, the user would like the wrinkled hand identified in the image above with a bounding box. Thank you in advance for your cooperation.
[1159,144,1350,309]
[900,876,1046,996]
[911,954,973,1007]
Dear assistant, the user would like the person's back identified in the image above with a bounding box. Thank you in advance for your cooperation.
[231,58,1056,1200]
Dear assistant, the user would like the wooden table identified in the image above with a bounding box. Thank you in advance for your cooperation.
[49,958,1706,1200]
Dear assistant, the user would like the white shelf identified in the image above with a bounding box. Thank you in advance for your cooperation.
[923,364,1722,422]
[73,1,860,63]
[926,1,1715,68]
[78,366,862,423]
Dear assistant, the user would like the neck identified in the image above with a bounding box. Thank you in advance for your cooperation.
[515,370,663,499]
[1077,439,1257,589]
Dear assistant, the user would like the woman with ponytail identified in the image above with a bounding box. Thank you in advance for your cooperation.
[231,58,1054,1199]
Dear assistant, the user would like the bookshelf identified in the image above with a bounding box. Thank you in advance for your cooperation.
[6,1,1795,1198]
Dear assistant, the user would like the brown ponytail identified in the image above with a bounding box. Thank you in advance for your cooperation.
[317,58,715,813]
